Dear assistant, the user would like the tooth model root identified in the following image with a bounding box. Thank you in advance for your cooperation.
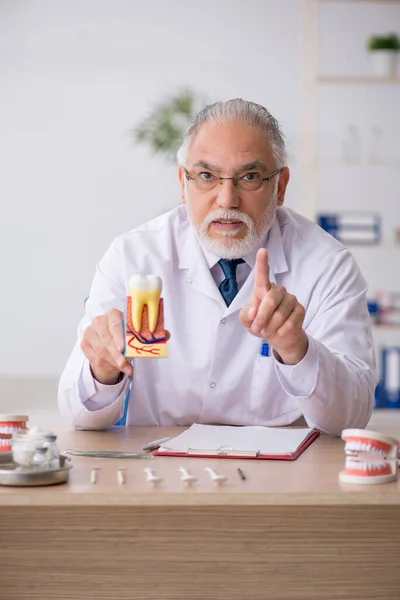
[129,275,162,333]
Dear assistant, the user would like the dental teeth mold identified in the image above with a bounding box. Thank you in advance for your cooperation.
[339,428,399,485]
[0,415,28,452]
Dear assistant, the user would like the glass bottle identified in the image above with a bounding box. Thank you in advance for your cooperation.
[342,125,362,163]
[369,126,384,165]
[43,433,60,469]
[33,446,50,470]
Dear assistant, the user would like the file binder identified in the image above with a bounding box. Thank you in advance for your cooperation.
[318,211,381,245]
[377,347,400,409]
[154,424,320,461]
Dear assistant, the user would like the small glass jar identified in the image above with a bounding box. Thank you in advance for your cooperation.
[43,433,60,469]
[33,447,50,470]
[12,430,44,467]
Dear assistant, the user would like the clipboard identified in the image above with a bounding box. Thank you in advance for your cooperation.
[154,428,320,461]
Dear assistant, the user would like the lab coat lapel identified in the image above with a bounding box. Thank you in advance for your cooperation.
[179,227,225,307]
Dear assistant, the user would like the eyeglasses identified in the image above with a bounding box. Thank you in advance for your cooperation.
[184,167,281,193]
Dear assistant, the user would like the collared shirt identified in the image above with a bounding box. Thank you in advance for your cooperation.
[201,231,269,291]
[58,205,377,436]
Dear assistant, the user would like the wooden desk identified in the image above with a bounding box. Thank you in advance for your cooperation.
[1,426,400,599]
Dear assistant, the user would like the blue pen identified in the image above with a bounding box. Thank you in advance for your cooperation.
[261,342,269,357]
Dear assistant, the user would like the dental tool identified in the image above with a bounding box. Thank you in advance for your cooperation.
[204,466,227,486]
[178,466,197,487]
[143,467,163,486]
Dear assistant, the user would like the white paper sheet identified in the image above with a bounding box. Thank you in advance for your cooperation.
[157,424,315,456]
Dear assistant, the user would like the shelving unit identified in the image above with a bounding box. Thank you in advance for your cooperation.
[317,75,400,84]
[300,0,400,220]
[300,0,400,417]
[313,159,400,166]
[319,0,400,4]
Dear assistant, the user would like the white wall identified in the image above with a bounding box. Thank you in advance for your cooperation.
[0,0,302,379]
[2,0,397,395]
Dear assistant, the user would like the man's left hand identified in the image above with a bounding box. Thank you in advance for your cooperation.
[239,248,308,365]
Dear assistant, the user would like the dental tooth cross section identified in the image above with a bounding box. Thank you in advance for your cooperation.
[143,467,163,486]
[179,467,197,486]
[130,275,162,333]
[205,467,228,486]
[124,274,168,359]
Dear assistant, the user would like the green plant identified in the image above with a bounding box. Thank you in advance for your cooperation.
[133,89,205,162]
[367,33,400,51]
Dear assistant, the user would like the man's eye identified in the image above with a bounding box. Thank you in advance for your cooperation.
[199,172,215,181]
[242,172,260,181]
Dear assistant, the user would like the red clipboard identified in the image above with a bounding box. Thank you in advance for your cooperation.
[154,429,320,461]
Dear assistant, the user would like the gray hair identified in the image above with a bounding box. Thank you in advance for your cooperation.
[176,98,286,168]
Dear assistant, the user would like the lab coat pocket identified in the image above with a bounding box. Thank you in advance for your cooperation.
[249,354,295,420]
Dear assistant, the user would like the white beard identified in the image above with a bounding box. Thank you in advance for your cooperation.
[185,192,278,259]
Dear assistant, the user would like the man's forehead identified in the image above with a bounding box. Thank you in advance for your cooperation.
[191,158,267,173]
[187,120,274,166]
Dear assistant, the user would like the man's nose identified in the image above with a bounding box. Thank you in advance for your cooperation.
[215,179,240,209]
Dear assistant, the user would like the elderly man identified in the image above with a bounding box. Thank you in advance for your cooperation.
[59,98,377,436]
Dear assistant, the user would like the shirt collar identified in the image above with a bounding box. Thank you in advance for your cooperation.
[198,229,270,270]
[179,206,289,281]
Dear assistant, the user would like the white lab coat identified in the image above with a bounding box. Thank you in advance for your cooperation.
[58,205,377,436]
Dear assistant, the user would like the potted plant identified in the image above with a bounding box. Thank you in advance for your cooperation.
[367,33,400,78]
[133,88,206,162]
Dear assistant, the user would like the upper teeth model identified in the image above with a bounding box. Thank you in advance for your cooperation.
[0,415,29,452]
[128,275,162,334]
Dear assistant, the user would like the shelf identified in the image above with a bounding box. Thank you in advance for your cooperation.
[299,0,400,221]
[309,159,400,167]
[319,0,400,4]
[317,75,400,84]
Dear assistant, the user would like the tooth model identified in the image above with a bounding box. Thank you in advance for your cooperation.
[124,274,168,359]
[339,429,399,485]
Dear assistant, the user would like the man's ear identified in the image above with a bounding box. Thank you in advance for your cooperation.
[178,167,186,203]
[277,167,290,207]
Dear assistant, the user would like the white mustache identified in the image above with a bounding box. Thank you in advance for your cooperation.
[201,209,253,232]
[184,185,278,259]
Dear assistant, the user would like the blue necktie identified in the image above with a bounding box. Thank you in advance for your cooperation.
[218,258,245,306]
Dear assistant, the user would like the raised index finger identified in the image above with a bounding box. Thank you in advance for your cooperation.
[253,248,271,296]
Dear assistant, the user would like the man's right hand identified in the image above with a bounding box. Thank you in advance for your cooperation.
[81,309,133,385]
